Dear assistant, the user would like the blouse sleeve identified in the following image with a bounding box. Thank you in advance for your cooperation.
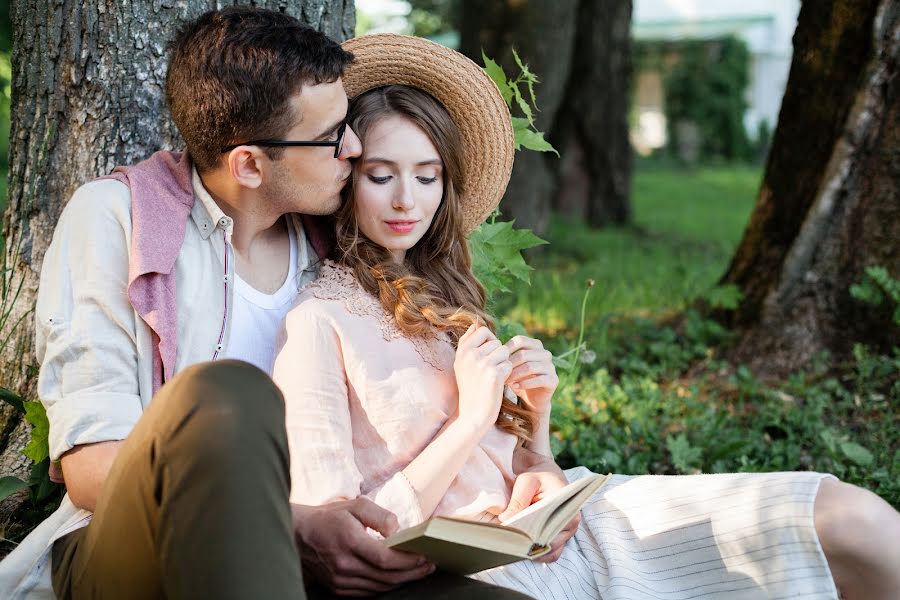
[272,302,424,528]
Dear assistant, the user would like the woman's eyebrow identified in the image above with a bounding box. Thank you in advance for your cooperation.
[363,157,443,166]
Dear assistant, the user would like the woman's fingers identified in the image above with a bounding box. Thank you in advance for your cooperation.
[533,514,581,564]
[510,374,558,391]
[505,335,544,353]
[508,348,552,367]
[507,355,554,381]
[460,326,496,351]
[498,474,542,521]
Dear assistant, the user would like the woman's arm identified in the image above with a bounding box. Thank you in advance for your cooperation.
[504,335,558,458]
[274,314,508,524]
[401,325,512,517]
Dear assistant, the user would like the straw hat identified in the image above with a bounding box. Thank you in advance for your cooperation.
[341,34,515,234]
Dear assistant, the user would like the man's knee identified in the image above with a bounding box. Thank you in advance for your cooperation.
[168,359,282,413]
[158,360,285,456]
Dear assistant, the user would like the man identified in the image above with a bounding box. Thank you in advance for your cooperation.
[0,7,529,600]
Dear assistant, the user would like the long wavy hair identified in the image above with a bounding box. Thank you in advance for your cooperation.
[336,85,536,444]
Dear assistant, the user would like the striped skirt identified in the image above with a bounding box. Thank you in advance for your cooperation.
[471,468,838,599]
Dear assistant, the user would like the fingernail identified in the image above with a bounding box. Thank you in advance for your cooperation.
[428,564,437,574]
[417,557,427,566]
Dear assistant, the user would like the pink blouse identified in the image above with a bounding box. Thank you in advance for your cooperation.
[272,261,518,528]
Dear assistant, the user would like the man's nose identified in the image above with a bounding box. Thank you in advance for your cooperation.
[339,125,363,160]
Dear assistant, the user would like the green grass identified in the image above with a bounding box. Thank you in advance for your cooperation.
[492,165,898,508]
[496,166,760,339]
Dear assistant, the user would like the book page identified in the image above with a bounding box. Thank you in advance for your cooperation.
[500,474,602,540]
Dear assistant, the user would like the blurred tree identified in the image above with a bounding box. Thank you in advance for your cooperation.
[664,36,752,163]
[459,0,632,232]
[1,0,11,171]
[0,0,354,548]
[721,0,899,374]
[407,0,457,38]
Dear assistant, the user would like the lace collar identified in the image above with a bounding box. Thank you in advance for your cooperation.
[306,260,453,371]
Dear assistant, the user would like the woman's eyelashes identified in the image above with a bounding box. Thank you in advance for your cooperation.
[366,174,439,185]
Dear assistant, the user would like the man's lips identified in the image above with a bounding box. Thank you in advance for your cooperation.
[384,219,419,233]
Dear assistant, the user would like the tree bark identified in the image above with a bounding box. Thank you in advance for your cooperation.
[458,0,578,234]
[457,0,632,233]
[553,0,633,226]
[721,0,900,374]
[0,0,354,542]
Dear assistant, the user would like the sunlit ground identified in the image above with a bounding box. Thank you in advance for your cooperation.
[497,165,761,339]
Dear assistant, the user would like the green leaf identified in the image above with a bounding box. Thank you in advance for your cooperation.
[29,457,57,501]
[840,441,874,467]
[667,433,703,473]
[0,386,25,413]
[469,220,547,299]
[23,401,50,464]
[511,48,539,108]
[495,319,528,343]
[552,353,576,372]
[0,476,29,502]
[481,52,513,105]
[515,127,558,155]
[510,117,532,151]
[702,284,743,310]
[511,85,534,124]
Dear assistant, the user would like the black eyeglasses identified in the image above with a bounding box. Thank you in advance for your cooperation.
[221,122,346,158]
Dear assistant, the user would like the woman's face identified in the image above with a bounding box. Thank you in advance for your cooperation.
[354,115,444,262]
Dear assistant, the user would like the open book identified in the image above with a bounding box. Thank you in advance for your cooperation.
[384,472,610,574]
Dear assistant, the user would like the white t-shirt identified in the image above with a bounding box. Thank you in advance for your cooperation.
[222,224,300,375]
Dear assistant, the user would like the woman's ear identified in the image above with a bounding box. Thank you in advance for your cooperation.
[225,147,264,190]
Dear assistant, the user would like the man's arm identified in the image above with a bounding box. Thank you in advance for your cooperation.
[59,441,123,512]
[36,180,144,511]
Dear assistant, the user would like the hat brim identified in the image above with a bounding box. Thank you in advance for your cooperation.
[341,34,514,235]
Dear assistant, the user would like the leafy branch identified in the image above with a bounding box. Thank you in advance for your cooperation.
[482,49,558,155]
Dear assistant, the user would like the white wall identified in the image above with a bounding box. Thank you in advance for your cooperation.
[633,0,801,146]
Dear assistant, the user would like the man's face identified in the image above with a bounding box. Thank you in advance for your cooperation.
[264,78,361,216]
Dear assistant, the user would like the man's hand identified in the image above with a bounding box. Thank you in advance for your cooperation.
[292,498,434,596]
[499,459,580,564]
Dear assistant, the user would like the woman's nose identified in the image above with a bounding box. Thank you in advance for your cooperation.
[393,181,415,210]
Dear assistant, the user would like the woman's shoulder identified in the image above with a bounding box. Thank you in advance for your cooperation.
[290,260,380,321]
[302,260,363,301]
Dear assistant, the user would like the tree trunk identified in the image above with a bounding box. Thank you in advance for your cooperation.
[553,0,633,226]
[458,0,578,234]
[721,0,899,374]
[0,0,354,543]
[457,0,632,234]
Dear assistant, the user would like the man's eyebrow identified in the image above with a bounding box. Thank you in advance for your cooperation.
[363,157,443,166]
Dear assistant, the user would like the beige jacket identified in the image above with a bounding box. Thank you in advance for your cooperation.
[0,170,319,599]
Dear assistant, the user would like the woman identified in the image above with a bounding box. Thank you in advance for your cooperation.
[273,34,900,599]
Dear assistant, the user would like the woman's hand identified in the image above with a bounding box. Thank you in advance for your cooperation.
[454,325,511,431]
[499,461,580,564]
[504,336,559,417]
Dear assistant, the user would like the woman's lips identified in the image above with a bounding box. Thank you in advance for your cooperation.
[384,220,419,233]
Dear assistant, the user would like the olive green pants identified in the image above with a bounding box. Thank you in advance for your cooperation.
[51,360,530,600]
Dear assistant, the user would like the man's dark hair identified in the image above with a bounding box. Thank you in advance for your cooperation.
[166,7,354,172]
